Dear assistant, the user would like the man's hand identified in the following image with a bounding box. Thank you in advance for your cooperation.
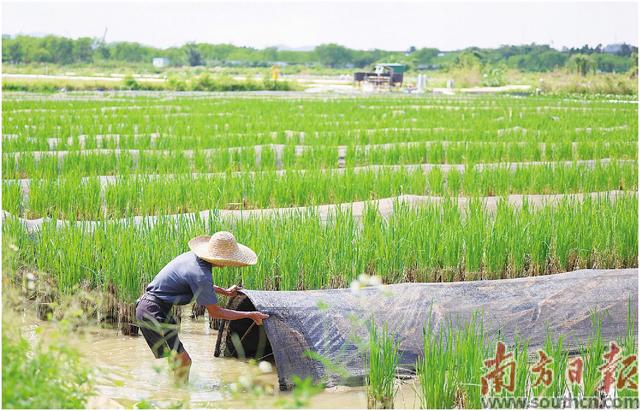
[248,311,269,325]
[213,285,241,297]
[206,304,269,325]
[225,285,241,297]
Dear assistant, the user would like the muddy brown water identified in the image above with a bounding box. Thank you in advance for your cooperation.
[21,314,419,408]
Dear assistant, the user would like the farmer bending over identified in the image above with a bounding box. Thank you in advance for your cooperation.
[135,231,269,381]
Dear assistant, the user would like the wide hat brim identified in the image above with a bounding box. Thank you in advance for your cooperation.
[188,235,258,267]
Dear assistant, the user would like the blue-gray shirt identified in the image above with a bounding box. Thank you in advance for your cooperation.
[146,251,218,306]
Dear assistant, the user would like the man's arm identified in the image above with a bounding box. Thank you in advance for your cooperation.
[206,304,269,325]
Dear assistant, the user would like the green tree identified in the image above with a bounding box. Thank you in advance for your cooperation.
[39,35,74,64]
[412,48,439,67]
[533,50,567,71]
[164,47,186,66]
[455,50,482,69]
[95,44,110,60]
[315,43,353,68]
[594,53,634,73]
[205,44,236,61]
[262,47,278,62]
[186,43,204,66]
[629,51,638,77]
[617,43,634,57]
[111,41,152,62]
[2,34,638,74]
[570,54,596,76]
[74,37,94,63]
[482,64,506,86]
[351,49,381,68]
[3,39,23,63]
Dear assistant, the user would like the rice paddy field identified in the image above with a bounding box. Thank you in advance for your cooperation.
[2,91,638,407]
[3,92,638,297]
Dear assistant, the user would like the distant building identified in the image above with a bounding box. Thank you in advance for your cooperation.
[152,57,170,68]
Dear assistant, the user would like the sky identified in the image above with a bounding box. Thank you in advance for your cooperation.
[2,0,638,51]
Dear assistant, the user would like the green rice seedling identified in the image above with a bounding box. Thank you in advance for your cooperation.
[17,160,638,219]
[446,313,489,408]
[554,142,574,161]
[416,315,458,408]
[485,334,530,409]
[530,333,568,403]
[138,150,191,174]
[2,93,638,315]
[566,309,638,408]
[4,193,637,301]
[2,154,19,179]
[258,145,277,170]
[98,168,430,218]
[512,335,531,402]
[295,146,340,169]
[282,145,298,169]
[426,167,445,195]
[427,142,446,164]
[416,313,489,408]
[582,312,606,399]
[8,139,634,180]
[458,161,637,197]
[483,199,516,278]
[232,146,259,171]
[462,199,486,277]
[367,322,399,409]
[618,300,638,403]
[609,141,639,161]
[413,309,638,409]
[4,96,636,152]
[4,94,636,152]
[2,182,22,215]
[27,176,103,220]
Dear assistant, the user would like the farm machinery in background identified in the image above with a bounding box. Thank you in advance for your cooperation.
[354,63,408,90]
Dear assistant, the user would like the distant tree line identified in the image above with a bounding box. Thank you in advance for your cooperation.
[2,34,637,74]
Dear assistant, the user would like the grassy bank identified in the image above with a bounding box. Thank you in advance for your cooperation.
[413,69,637,96]
[2,75,301,93]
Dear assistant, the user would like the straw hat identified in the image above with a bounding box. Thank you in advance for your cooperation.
[188,231,257,267]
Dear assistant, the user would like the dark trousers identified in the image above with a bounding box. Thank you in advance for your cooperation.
[135,294,184,358]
